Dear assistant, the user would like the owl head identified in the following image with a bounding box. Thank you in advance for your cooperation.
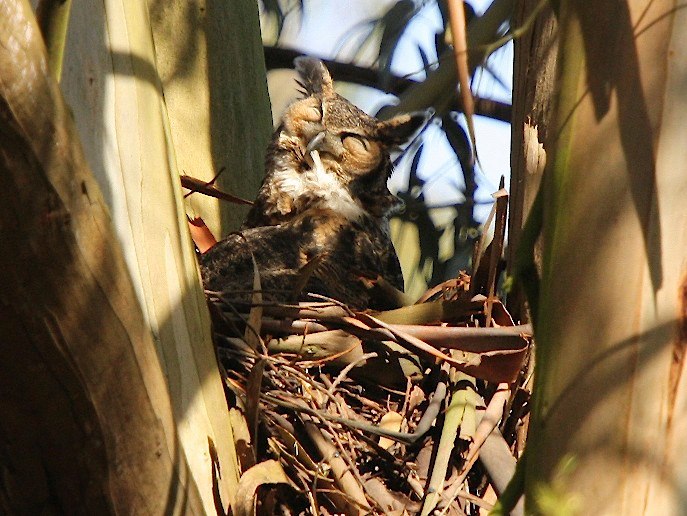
[244,57,427,228]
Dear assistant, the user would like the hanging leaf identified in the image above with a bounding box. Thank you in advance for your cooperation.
[417,44,432,76]
[235,460,291,516]
[260,0,286,38]
[443,112,475,180]
[377,0,418,86]
[188,216,218,254]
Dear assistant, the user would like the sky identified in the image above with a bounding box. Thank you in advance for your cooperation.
[261,0,512,223]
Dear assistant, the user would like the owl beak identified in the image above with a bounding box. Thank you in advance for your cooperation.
[306,131,326,153]
[306,131,344,160]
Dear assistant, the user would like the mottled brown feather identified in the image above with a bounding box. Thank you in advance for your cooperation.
[201,209,403,310]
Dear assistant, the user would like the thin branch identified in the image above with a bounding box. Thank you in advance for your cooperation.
[447,0,478,166]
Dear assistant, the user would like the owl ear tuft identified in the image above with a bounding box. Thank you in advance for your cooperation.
[376,111,430,145]
[294,57,334,96]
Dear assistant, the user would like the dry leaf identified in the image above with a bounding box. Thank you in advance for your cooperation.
[188,216,218,253]
[235,460,290,516]
[378,411,404,449]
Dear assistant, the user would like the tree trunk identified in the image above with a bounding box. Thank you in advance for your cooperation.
[147,0,273,235]
[526,1,687,512]
[0,0,204,512]
[1,0,273,512]
[507,0,557,323]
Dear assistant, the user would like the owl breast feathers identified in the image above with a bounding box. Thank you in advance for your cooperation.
[201,57,426,310]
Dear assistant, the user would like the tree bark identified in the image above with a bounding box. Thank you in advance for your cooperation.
[58,0,265,510]
[507,0,557,323]
[526,1,687,512]
[56,0,274,510]
[0,0,203,512]
[147,0,273,235]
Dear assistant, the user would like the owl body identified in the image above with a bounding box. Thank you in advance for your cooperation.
[203,58,425,310]
[201,209,402,310]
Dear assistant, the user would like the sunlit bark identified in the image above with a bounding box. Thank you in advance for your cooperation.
[526,1,687,512]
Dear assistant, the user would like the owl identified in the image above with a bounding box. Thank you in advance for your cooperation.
[201,58,425,310]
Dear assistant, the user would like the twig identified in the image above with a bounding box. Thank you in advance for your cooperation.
[437,384,510,514]
[303,422,371,512]
[421,371,477,516]
[485,184,509,326]
[414,379,448,438]
[264,394,418,445]
[326,352,378,396]
[180,173,254,205]
[447,0,478,166]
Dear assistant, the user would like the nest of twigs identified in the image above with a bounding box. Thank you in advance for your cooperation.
[207,267,532,515]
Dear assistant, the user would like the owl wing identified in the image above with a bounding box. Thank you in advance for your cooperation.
[203,210,404,311]
[348,217,405,309]
[200,224,307,306]
[303,214,404,310]
[355,227,404,291]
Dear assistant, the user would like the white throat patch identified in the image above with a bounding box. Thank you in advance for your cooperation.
[274,150,366,221]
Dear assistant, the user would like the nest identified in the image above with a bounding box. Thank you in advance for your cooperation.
[207,268,532,515]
